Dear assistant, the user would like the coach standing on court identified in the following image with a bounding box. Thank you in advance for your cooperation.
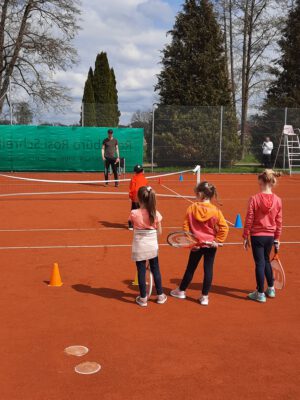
[101,129,120,187]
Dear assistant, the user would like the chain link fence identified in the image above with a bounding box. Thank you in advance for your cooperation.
[1,102,300,171]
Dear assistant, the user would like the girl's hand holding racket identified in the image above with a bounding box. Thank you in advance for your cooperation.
[274,240,280,251]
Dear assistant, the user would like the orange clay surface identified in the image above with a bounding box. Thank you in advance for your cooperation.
[0,172,299,400]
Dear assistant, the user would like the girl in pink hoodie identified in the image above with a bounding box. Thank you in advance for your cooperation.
[243,170,282,303]
[170,182,229,306]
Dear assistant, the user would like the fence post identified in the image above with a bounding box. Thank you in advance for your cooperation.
[151,103,158,173]
[283,107,288,169]
[81,102,84,127]
[218,106,223,173]
[9,76,13,125]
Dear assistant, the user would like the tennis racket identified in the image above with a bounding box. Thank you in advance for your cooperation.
[133,261,153,297]
[271,247,285,290]
[145,261,153,297]
[167,231,223,249]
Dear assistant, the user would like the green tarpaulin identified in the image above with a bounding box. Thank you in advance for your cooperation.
[0,126,144,171]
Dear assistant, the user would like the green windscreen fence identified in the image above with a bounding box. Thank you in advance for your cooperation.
[0,126,144,171]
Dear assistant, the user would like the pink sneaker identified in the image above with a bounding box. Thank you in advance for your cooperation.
[170,288,186,299]
[136,296,147,307]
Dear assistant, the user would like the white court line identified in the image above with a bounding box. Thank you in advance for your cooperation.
[0,225,299,233]
[0,226,181,232]
[0,241,299,250]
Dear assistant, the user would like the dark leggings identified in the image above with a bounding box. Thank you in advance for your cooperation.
[136,256,163,298]
[251,236,274,293]
[179,248,217,296]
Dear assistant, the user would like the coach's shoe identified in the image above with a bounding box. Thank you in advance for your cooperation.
[266,287,276,298]
[157,294,167,304]
[136,296,147,307]
[248,291,266,303]
[199,295,209,306]
[170,288,186,299]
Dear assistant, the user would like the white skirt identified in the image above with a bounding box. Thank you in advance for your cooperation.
[132,229,159,262]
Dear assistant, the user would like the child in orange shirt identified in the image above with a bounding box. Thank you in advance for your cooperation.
[128,165,148,230]
[170,182,229,306]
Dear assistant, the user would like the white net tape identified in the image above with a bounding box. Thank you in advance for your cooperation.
[0,167,200,198]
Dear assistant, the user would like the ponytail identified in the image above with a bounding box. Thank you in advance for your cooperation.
[258,169,282,186]
[137,186,157,225]
[194,181,222,205]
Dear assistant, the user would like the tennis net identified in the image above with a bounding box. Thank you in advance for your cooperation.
[0,167,201,199]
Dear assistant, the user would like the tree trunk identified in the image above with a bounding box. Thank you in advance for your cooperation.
[222,1,230,81]
[229,0,236,114]
[0,0,10,112]
[240,0,250,158]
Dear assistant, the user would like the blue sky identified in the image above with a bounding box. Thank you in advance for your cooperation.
[52,0,184,125]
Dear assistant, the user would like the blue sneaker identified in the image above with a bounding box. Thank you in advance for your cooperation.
[266,287,276,298]
[248,291,266,303]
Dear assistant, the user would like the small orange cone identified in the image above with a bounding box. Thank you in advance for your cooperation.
[158,178,161,184]
[48,262,63,287]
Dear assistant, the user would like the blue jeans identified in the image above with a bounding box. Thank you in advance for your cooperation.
[179,248,217,295]
[250,236,274,293]
[136,257,163,298]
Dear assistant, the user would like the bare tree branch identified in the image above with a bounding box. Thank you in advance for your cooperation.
[0,0,81,111]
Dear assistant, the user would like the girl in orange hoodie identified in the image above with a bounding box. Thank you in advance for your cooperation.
[128,165,148,230]
[170,182,229,306]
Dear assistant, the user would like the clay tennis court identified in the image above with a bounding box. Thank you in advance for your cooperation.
[1,172,299,400]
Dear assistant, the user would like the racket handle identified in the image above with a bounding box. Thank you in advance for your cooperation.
[204,241,224,247]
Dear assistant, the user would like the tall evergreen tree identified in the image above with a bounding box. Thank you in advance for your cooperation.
[81,67,96,126]
[93,52,115,126]
[156,0,232,106]
[81,52,120,127]
[153,0,239,167]
[265,0,300,107]
[110,68,121,125]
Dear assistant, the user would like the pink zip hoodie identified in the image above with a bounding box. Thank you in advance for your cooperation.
[243,193,282,239]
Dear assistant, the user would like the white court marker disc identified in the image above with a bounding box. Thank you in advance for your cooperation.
[74,361,101,375]
[64,345,89,357]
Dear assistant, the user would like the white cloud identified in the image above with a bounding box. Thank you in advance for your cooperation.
[53,0,176,124]
[137,0,174,23]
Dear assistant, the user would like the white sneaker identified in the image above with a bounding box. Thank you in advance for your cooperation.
[170,287,186,299]
[199,295,209,306]
[157,294,167,304]
[136,296,147,307]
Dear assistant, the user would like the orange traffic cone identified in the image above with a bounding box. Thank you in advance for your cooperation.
[48,262,63,287]
[158,178,161,184]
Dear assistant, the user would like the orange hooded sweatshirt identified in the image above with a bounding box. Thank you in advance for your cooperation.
[129,173,148,202]
[183,202,229,243]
